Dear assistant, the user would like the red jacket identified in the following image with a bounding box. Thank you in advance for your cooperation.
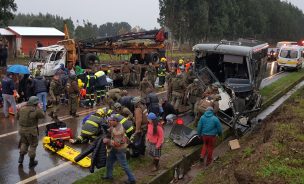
[146,122,164,148]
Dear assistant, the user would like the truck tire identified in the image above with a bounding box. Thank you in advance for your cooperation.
[84,53,99,69]
[144,53,160,65]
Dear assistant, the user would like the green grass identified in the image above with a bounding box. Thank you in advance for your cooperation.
[258,158,304,184]
[261,69,304,100]
[242,147,254,159]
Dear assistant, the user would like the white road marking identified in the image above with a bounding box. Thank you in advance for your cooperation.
[16,162,71,184]
[0,90,167,139]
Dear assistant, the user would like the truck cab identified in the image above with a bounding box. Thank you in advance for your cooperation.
[28,45,66,76]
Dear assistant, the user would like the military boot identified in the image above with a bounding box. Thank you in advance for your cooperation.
[29,158,38,168]
[18,154,24,164]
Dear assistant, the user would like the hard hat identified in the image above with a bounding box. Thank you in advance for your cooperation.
[27,96,39,105]
[161,57,167,62]
[43,136,51,144]
[194,79,199,83]
[96,108,105,116]
[107,70,111,74]
[178,59,184,64]
[113,102,122,109]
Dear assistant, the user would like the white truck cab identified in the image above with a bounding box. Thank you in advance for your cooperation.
[28,45,67,76]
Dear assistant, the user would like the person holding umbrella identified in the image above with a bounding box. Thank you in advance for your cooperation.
[2,72,19,118]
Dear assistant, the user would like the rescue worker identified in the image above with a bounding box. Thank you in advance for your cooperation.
[105,88,128,108]
[146,91,160,116]
[66,73,79,117]
[49,72,65,120]
[131,60,141,86]
[146,62,156,87]
[118,95,135,113]
[194,87,220,126]
[113,102,134,121]
[170,73,187,111]
[185,79,205,114]
[94,70,107,105]
[70,108,108,144]
[139,77,153,97]
[158,58,167,87]
[121,61,132,86]
[17,96,45,167]
[166,69,176,101]
[84,70,96,108]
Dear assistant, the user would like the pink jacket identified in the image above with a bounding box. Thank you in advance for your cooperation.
[146,122,164,148]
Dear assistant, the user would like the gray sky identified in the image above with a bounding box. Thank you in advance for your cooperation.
[14,0,304,30]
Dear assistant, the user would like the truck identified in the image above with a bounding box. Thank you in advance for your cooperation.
[28,27,167,76]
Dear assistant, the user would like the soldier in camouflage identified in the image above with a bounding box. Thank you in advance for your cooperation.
[17,96,45,167]
[67,73,79,117]
[49,73,64,120]
[185,79,205,114]
[170,73,187,111]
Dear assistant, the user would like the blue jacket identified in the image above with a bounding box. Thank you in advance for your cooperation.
[1,77,15,95]
[197,110,222,136]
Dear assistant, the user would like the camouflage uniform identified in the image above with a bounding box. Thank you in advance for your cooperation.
[121,62,132,86]
[17,97,45,166]
[194,93,220,127]
[146,64,156,87]
[113,102,134,121]
[185,79,205,113]
[105,88,126,108]
[131,63,141,86]
[166,71,176,102]
[170,74,187,111]
[67,75,79,116]
[49,77,64,119]
[139,77,153,97]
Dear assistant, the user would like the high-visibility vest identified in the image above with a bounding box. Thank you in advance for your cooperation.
[114,114,134,135]
[86,75,96,88]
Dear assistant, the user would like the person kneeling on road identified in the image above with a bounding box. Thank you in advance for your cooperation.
[17,96,45,167]
[197,106,222,166]
[70,108,108,144]
[103,114,136,184]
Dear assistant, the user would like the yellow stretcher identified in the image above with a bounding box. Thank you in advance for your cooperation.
[43,136,91,168]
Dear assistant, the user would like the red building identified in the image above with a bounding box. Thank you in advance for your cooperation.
[2,26,64,56]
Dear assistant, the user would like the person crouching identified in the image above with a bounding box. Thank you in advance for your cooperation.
[146,112,164,171]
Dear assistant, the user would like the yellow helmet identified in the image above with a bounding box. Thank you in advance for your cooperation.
[178,59,184,65]
[107,70,111,74]
[161,57,167,62]
[43,136,51,144]
[96,108,105,116]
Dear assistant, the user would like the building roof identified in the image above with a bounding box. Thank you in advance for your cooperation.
[0,28,14,36]
[8,26,64,36]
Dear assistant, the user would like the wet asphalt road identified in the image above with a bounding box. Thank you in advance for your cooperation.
[0,61,283,184]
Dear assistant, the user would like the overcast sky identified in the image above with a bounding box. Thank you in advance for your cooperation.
[14,0,304,30]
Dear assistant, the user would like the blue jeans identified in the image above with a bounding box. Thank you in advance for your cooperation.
[37,92,47,112]
[2,94,17,117]
[105,149,136,182]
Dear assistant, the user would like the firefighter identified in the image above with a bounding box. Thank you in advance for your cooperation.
[66,73,79,117]
[185,79,205,114]
[146,62,156,87]
[84,70,96,108]
[158,58,167,88]
[17,96,45,167]
[113,102,134,121]
[49,72,65,120]
[70,108,108,144]
[95,70,107,105]
[121,61,132,86]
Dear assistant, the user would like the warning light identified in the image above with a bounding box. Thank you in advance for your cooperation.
[176,118,184,125]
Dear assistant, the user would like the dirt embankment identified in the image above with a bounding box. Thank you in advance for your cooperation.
[196,87,304,184]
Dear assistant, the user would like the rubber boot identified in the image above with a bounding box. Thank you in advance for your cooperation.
[152,159,159,171]
[18,154,24,164]
[29,158,38,168]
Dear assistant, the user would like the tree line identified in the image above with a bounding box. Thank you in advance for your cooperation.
[158,0,304,44]
[7,13,147,40]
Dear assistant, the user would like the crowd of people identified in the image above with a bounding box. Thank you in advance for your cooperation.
[0,56,223,184]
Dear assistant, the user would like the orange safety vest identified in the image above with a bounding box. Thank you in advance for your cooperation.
[185,63,191,72]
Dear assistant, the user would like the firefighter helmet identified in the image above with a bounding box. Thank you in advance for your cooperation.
[96,108,105,116]
[161,57,167,62]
